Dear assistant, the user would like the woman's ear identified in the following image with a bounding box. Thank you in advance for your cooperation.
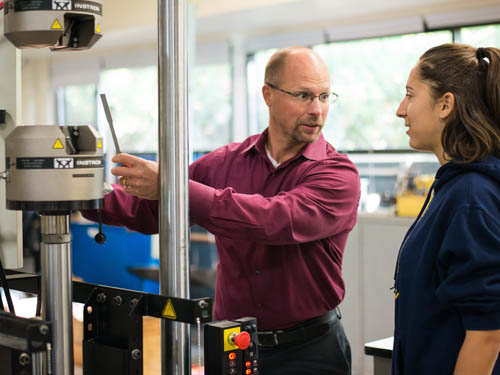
[438,92,455,119]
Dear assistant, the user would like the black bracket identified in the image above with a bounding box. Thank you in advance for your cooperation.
[2,270,213,324]
[0,311,52,375]
[0,270,213,375]
[83,287,144,375]
[72,280,212,324]
[0,310,52,353]
[0,110,6,124]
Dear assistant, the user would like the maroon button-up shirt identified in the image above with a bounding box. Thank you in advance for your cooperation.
[82,130,360,330]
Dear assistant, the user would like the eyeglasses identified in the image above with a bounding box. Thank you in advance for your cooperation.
[265,82,338,104]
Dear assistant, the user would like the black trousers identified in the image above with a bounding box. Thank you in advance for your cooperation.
[258,312,351,375]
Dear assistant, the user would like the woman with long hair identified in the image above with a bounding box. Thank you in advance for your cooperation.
[393,43,500,374]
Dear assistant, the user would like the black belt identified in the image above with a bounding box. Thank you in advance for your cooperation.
[257,310,337,347]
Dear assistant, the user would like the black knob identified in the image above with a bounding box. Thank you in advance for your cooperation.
[94,232,106,244]
[95,209,106,244]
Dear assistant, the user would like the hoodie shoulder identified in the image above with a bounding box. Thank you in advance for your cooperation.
[436,157,500,215]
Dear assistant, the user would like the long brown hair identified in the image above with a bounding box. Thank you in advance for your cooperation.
[417,43,500,163]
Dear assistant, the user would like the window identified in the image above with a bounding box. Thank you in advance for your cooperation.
[99,66,158,153]
[246,32,453,151]
[190,63,232,152]
[57,63,233,155]
[56,84,97,127]
[315,31,452,151]
[247,48,277,134]
[460,23,500,46]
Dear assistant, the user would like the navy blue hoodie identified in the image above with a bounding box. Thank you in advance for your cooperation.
[393,156,500,374]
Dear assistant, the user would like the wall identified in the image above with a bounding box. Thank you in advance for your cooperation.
[341,214,414,375]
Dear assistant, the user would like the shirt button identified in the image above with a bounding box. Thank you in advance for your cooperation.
[257,303,262,309]
[255,270,261,275]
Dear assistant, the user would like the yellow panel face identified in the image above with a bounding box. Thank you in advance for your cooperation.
[223,326,240,352]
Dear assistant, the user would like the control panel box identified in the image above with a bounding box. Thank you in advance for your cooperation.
[205,317,259,375]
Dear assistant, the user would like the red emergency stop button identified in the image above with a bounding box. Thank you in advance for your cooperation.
[234,331,251,350]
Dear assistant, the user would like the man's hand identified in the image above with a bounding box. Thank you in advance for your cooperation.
[111,153,159,200]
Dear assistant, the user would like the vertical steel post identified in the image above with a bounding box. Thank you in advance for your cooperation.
[40,214,74,375]
[158,0,191,374]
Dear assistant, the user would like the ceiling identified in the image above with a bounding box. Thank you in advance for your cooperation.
[21,0,500,62]
[101,0,500,44]
[192,0,299,18]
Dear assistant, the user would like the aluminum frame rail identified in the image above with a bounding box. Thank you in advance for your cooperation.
[158,0,191,374]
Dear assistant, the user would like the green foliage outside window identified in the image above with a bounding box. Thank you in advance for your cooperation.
[100,67,158,153]
[316,31,452,151]
[190,64,232,151]
[460,24,500,47]
[61,84,96,127]
[57,24,499,154]
[249,32,453,151]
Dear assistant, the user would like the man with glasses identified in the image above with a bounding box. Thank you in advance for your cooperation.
[83,46,360,374]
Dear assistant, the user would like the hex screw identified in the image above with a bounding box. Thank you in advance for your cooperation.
[198,300,208,309]
[96,293,107,303]
[39,325,49,335]
[112,296,123,306]
[19,353,31,366]
[131,349,142,360]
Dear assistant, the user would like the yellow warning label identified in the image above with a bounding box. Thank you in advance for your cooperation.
[96,24,101,33]
[223,327,240,352]
[97,139,102,149]
[162,299,177,320]
[51,19,63,30]
[53,139,64,149]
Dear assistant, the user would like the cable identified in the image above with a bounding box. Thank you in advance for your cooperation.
[35,277,42,317]
[0,255,16,315]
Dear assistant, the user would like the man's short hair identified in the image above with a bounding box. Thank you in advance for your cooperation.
[264,47,313,86]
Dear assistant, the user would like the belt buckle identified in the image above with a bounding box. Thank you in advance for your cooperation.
[258,330,282,347]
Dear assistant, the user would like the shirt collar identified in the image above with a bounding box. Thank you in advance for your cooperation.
[242,128,329,161]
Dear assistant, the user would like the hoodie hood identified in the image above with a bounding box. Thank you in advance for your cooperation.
[434,156,500,192]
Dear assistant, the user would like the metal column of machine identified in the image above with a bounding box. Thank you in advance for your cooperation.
[158,0,191,374]
[40,214,73,375]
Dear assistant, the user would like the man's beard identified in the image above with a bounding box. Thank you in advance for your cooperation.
[291,122,323,144]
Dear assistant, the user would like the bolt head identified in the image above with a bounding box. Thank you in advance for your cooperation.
[113,296,123,306]
[39,325,49,335]
[131,349,142,360]
[96,293,107,303]
[19,353,31,366]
